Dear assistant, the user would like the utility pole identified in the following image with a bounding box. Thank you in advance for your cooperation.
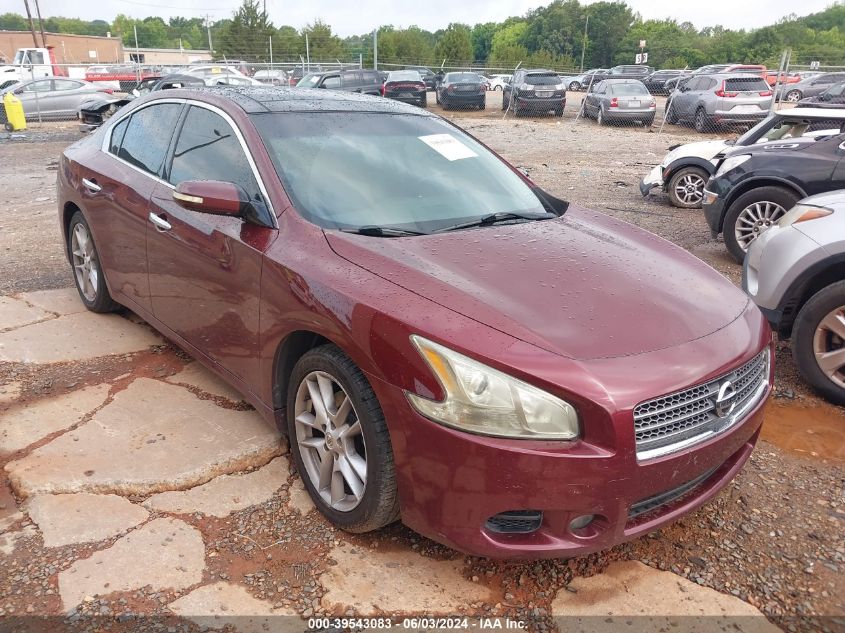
[133,23,140,64]
[305,33,310,70]
[22,0,39,48]
[33,0,46,47]
[373,28,377,70]
[580,14,589,72]
[269,36,273,69]
[205,15,213,53]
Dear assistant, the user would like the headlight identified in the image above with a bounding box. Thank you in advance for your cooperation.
[715,154,751,177]
[777,203,833,227]
[405,336,580,440]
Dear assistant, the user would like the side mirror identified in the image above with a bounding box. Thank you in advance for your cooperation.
[14,87,23,95]
[173,180,247,217]
[173,180,275,228]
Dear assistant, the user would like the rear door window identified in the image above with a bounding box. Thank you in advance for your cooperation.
[118,103,182,176]
[323,75,341,89]
[724,77,769,92]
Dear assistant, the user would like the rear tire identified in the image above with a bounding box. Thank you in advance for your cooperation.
[665,104,678,124]
[597,107,606,126]
[67,211,120,313]
[792,281,845,405]
[286,344,400,533]
[4,122,13,132]
[694,108,708,133]
[723,186,798,263]
[569,81,580,91]
[785,89,802,102]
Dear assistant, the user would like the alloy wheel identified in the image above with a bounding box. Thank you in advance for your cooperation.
[734,200,786,251]
[294,370,367,512]
[786,90,801,102]
[71,222,98,302]
[673,173,706,205]
[813,307,845,389]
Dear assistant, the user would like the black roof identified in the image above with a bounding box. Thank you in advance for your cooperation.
[176,86,434,115]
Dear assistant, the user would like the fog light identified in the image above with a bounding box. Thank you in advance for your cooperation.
[569,514,595,531]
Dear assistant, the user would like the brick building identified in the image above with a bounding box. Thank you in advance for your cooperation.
[0,30,123,64]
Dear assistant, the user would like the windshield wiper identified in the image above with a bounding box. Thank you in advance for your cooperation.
[433,211,556,233]
[339,225,429,237]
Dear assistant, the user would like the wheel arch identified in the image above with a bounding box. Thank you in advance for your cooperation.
[720,178,807,232]
[775,255,845,338]
[663,157,715,186]
[271,329,334,413]
[62,200,83,252]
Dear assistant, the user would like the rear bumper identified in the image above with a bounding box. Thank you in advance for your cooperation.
[605,109,656,120]
[713,111,768,124]
[385,92,426,104]
[515,96,566,109]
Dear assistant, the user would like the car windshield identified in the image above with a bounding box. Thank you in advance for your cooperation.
[251,112,547,233]
[297,73,322,87]
[609,83,649,95]
[525,73,559,85]
[736,115,845,145]
[446,73,481,83]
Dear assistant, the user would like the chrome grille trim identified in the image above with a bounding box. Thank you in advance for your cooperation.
[634,349,770,461]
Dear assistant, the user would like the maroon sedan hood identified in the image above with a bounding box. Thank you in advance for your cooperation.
[325,206,749,360]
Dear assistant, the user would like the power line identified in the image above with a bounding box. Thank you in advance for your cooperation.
[112,0,231,12]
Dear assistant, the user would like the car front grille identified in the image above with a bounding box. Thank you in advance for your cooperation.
[633,349,769,460]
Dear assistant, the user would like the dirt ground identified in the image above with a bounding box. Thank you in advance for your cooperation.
[0,98,843,632]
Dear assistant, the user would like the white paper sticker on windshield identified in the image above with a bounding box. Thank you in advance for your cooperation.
[419,134,478,161]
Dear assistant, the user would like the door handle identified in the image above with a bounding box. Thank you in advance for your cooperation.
[82,178,101,193]
[149,212,171,231]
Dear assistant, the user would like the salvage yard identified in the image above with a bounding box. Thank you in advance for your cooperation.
[0,108,843,632]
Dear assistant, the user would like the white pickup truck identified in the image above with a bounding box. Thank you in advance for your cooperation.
[0,47,61,86]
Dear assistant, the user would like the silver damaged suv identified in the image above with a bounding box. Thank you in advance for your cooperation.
[744,190,845,404]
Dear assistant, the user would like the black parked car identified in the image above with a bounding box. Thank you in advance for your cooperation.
[592,64,654,83]
[382,70,427,107]
[798,82,845,109]
[642,69,688,94]
[703,131,845,262]
[435,72,486,110]
[312,69,383,95]
[502,68,565,116]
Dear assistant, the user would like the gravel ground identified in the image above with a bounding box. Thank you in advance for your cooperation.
[0,107,843,631]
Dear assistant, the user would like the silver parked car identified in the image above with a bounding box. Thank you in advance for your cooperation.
[581,79,655,126]
[253,69,288,85]
[744,190,845,404]
[780,72,845,103]
[666,73,773,132]
[0,78,110,120]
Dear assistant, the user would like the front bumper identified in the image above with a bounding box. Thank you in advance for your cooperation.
[368,308,772,559]
[703,190,727,237]
[640,165,664,196]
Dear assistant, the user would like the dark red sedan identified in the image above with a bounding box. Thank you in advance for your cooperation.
[58,87,772,558]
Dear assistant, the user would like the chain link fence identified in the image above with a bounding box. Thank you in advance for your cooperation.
[3,52,843,133]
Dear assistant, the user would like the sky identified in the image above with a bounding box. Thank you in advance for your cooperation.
[1,0,837,36]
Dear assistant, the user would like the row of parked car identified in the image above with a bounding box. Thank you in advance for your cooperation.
[641,107,845,403]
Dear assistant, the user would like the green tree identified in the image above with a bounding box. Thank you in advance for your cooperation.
[0,12,27,31]
[301,20,345,61]
[433,23,473,65]
[216,0,274,60]
[471,22,498,62]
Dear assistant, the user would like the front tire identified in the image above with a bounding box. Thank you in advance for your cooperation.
[785,89,802,102]
[723,186,798,263]
[569,81,580,91]
[792,281,845,405]
[67,211,120,313]
[286,344,399,533]
[667,166,709,208]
